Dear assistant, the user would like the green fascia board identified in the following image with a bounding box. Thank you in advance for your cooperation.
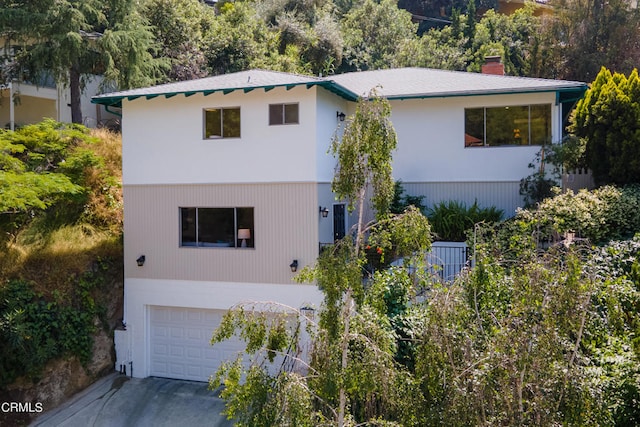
[91,81,344,107]
[318,81,358,101]
[387,85,588,102]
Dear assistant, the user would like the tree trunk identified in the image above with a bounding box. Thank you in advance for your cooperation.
[337,188,366,427]
[69,65,82,124]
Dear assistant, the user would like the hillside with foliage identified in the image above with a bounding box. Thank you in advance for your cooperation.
[3,0,640,120]
[0,120,123,424]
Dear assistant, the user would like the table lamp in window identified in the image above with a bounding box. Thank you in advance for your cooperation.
[238,228,251,248]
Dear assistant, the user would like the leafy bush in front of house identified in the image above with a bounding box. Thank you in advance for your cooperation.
[427,200,503,241]
[585,238,640,425]
[390,180,426,214]
[513,185,640,244]
[519,135,588,207]
[0,272,104,387]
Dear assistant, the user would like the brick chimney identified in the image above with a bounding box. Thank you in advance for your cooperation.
[482,55,505,75]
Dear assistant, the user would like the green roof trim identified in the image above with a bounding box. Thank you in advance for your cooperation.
[387,85,588,101]
[92,80,331,108]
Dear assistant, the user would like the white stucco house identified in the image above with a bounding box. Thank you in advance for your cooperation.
[92,67,586,382]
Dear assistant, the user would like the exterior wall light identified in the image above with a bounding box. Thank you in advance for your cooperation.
[319,206,329,218]
[336,111,346,121]
[136,255,146,266]
[290,259,299,272]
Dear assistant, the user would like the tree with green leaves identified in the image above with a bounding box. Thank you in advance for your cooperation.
[340,0,418,71]
[571,67,640,186]
[210,92,432,426]
[0,0,164,123]
[540,0,640,81]
[204,1,306,75]
[398,3,543,76]
[143,0,215,83]
[0,121,86,216]
[256,0,343,76]
[467,4,541,76]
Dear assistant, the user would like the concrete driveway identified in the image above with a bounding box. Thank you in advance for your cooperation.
[30,373,234,427]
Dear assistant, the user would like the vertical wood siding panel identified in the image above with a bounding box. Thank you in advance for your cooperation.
[402,182,524,218]
[124,183,319,285]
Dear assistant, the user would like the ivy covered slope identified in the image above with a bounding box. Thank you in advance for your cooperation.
[0,120,123,394]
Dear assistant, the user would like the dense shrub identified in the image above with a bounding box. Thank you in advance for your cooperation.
[514,185,640,244]
[427,200,503,241]
[0,271,105,387]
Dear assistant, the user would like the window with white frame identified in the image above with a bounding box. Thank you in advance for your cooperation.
[464,104,551,147]
[180,207,254,248]
[204,107,241,139]
[269,103,299,125]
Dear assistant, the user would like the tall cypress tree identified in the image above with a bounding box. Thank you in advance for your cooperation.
[572,67,640,186]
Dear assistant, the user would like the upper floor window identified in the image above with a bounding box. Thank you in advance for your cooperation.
[269,103,299,125]
[180,207,254,248]
[204,107,241,139]
[465,104,551,147]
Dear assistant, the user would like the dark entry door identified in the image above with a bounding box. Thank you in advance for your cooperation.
[333,204,345,241]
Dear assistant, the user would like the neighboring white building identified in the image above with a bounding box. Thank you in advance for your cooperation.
[93,68,586,382]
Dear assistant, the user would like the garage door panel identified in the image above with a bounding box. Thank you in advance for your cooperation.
[150,306,244,382]
[186,327,203,340]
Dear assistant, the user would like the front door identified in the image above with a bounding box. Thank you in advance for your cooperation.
[333,203,346,241]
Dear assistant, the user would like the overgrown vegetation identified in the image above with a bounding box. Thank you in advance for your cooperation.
[212,185,640,426]
[206,87,640,424]
[427,200,503,241]
[0,120,123,389]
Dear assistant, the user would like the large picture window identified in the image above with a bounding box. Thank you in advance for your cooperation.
[269,103,299,125]
[465,104,551,147]
[204,107,241,139]
[180,207,254,248]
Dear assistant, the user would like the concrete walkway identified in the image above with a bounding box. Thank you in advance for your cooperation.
[30,373,233,427]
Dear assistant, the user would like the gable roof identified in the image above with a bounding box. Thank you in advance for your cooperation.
[92,68,587,108]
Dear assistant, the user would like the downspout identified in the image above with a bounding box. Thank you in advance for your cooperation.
[9,81,14,131]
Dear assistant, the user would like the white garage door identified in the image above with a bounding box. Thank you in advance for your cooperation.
[149,306,245,382]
